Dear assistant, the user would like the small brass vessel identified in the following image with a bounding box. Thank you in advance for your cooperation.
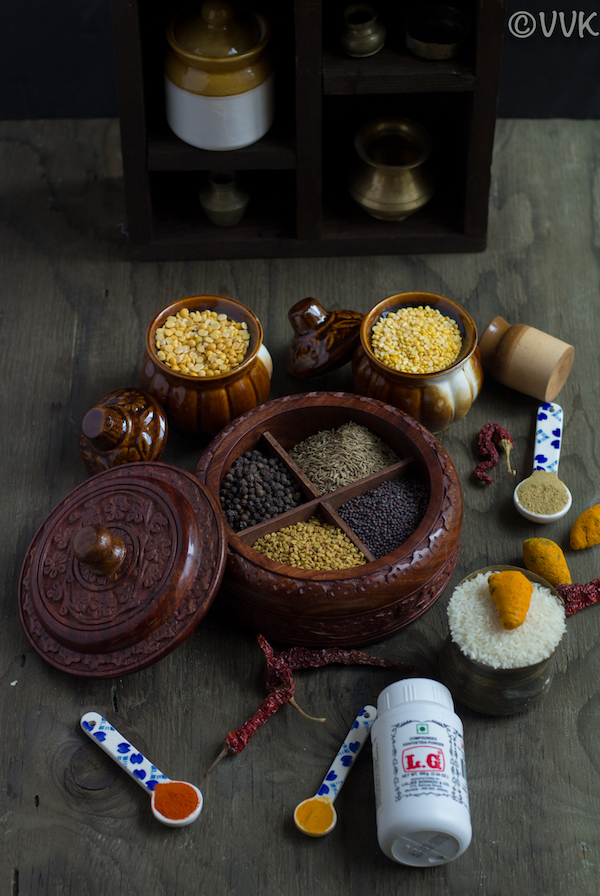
[340,3,386,58]
[347,117,434,221]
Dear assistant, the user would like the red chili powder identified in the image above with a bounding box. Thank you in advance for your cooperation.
[153,781,199,820]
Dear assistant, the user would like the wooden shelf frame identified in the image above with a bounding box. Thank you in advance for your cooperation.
[110,0,505,260]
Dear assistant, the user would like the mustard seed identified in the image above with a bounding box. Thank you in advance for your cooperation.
[337,473,429,559]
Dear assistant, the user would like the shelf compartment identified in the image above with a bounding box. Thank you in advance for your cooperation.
[322,46,476,96]
[113,0,504,260]
[147,121,297,172]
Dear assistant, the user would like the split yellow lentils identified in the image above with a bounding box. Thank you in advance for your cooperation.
[252,516,367,570]
[371,305,462,374]
[155,307,250,377]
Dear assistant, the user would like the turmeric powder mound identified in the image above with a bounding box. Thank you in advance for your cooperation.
[488,570,533,630]
[523,538,571,587]
[294,797,335,835]
[570,504,600,550]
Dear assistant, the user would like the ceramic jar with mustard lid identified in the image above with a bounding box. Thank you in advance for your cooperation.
[165,1,275,151]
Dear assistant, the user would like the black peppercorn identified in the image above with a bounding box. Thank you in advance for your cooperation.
[220,449,303,531]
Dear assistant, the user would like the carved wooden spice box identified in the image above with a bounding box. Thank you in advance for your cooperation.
[195,391,463,647]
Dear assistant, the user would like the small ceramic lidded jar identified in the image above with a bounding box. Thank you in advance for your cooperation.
[165,1,274,151]
[352,292,483,434]
[140,295,273,436]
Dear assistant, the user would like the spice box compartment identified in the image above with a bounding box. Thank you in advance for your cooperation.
[234,450,419,566]
[195,393,462,647]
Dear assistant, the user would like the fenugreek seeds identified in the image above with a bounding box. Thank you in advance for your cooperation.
[371,305,462,374]
[252,516,367,570]
[155,307,250,376]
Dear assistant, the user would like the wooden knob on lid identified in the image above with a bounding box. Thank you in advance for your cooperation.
[478,316,574,402]
[73,525,127,577]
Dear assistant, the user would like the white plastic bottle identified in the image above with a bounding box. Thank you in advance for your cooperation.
[371,677,472,867]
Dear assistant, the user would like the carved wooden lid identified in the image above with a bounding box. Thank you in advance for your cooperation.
[18,463,227,678]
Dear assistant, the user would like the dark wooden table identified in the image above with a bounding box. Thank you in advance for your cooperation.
[2,118,599,895]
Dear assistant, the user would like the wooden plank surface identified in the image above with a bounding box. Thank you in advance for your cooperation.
[1,116,600,895]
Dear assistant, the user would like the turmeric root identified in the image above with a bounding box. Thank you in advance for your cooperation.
[488,570,533,630]
[570,504,600,550]
[522,538,571,586]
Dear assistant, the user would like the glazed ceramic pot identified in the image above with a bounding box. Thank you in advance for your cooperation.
[194,391,463,647]
[352,292,483,433]
[165,1,274,151]
[140,295,273,436]
[79,388,168,475]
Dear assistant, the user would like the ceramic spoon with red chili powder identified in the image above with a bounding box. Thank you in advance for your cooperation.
[80,711,203,827]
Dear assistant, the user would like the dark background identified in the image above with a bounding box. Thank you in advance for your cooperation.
[1,0,600,120]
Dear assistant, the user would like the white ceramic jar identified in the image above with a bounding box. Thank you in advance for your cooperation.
[165,1,274,151]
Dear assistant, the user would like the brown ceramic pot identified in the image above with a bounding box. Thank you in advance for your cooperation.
[140,295,272,436]
[79,388,168,475]
[352,291,483,433]
[194,391,463,647]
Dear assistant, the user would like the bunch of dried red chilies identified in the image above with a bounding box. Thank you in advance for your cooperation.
[205,635,415,774]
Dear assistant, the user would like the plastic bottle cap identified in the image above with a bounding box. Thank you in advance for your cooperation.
[377,678,454,715]
[391,831,462,866]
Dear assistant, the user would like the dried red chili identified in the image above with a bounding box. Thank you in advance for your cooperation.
[205,636,416,774]
[205,658,296,775]
[556,579,600,616]
[473,422,516,485]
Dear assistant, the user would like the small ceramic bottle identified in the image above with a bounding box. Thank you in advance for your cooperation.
[340,3,386,57]
[199,171,250,226]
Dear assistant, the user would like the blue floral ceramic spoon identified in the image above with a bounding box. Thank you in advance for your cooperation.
[293,705,377,837]
[81,711,203,827]
[513,402,573,523]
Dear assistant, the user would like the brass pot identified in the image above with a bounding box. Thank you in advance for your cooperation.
[340,3,386,58]
[347,117,435,221]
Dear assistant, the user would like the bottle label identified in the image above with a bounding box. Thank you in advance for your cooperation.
[389,718,468,807]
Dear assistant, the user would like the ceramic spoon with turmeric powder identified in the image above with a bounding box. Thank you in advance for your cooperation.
[513,402,573,524]
[80,711,203,827]
[293,705,377,837]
